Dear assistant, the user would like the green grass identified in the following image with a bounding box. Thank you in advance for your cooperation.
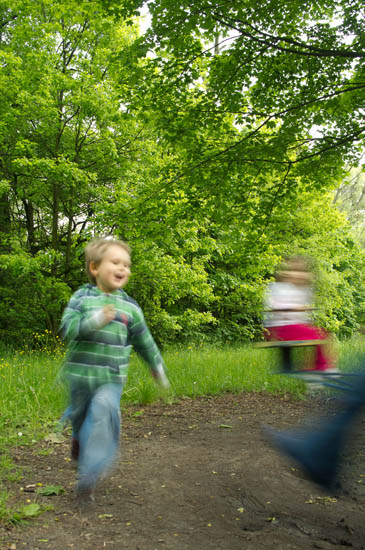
[0,489,54,526]
[0,349,67,451]
[124,344,307,404]
[336,335,365,372]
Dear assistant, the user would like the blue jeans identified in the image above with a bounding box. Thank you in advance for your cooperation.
[68,381,123,491]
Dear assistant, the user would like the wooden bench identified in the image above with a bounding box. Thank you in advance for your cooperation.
[254,339,334,377]
[255,339,327,349]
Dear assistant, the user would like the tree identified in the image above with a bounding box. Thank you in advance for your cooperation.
[114,0,365,339]
[0,0,151,342]
[334,166,365,246]
[119,0,365,238]
[1,0,364,347]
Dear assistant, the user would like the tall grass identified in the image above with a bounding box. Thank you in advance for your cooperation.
[124,344,306,404]
[337,335,365,372]
[0,349,67,451]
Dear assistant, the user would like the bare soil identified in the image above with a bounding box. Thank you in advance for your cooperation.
[1,392,365,550]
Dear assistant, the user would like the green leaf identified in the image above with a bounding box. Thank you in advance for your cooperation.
[21,503,42,517]
[36,485,65,496]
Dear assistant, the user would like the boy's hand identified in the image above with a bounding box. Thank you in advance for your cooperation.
[157,371,170,389]
[91,305,116,329]
[154,364,171,389]
[102,304,116,324]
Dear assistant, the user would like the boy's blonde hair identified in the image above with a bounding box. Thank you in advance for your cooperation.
[85,237,131,284]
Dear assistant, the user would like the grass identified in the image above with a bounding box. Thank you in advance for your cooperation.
[0,489,54,526]
[125,343,307,404]
[0,349,67,451]
[0,334,365,523]
[335,335,365,372]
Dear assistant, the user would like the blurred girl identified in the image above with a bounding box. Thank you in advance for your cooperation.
[264,256,335,373]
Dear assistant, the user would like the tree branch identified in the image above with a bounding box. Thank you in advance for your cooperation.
[211,13,365,59]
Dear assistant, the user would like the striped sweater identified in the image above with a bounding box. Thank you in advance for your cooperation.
[60,284,165,386]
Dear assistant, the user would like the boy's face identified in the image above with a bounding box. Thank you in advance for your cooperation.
[90,245,131,293]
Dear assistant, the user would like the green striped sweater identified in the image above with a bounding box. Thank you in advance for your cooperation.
[60,284,165,386]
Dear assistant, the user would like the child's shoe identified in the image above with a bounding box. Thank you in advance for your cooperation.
[75,482,95,504]
[71,438,80,461]
[322,367,340,375]
[76,488,95,502]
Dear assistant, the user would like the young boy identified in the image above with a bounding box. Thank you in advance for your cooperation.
[60,237,169,501]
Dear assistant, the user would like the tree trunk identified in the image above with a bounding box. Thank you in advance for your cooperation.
[0,191,11,253]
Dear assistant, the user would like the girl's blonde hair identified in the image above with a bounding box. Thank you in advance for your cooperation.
[276,255,313,285]
[85,237,131,284]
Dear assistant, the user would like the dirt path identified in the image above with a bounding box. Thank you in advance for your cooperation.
[1,392,365,550]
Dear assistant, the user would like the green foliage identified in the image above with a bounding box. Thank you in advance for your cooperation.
[0,0,364,347]
[0,493,53,526]
[0,0,146,342]
[36,485,65,496]
[334,167,365,247]
[0,249,71,345]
